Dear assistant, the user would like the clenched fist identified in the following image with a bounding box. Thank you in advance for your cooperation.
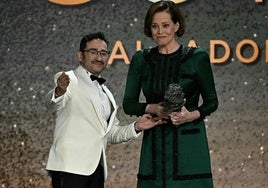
[55,72,70,97]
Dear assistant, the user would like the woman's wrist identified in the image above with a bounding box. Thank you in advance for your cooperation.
[145,104,155,114]
[145,104,151,114]
[189,110,200,122]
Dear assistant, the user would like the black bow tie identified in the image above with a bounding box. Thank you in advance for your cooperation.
[90,75,106,85]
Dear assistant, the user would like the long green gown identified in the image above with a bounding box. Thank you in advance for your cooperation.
[123,45,218,188]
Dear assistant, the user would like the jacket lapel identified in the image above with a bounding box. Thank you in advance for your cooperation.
[74,65,107,132]
[101,85,117,134]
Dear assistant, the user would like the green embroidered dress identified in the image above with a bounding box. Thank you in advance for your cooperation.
[123,45,218,188]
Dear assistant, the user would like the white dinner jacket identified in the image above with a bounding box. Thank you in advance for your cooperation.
[46,65,139,180]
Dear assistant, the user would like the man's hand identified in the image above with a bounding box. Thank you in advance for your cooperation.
[134,114,166,132]
[55,72,70,97]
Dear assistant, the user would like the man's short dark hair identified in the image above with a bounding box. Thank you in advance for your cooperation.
[79,32,109,52]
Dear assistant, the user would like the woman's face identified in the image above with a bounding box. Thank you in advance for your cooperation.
[151,11,179,47]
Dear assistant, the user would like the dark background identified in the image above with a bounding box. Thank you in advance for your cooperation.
[0,0,267,187]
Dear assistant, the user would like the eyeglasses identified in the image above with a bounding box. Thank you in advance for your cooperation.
[83,48,110,58]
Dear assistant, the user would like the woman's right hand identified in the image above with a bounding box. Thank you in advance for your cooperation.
[145,103,169,119]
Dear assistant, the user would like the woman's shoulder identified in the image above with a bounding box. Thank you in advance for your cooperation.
[182,46,209,61]
[190,47,211,66]
[131,47,157,63]
[131,49,144,61]
[133,47,157,56]
[192,46,209,56]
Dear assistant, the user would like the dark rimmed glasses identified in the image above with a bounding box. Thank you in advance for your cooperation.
[83,48,110,58]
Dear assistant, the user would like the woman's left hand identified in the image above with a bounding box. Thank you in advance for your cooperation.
[169,106,191,126]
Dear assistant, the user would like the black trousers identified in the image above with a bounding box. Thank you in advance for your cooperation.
[49,162,104,188]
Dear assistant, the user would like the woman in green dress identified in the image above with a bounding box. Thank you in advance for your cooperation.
[123,1,218,188]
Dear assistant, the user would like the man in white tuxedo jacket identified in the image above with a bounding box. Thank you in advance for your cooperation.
[46,32,162,188]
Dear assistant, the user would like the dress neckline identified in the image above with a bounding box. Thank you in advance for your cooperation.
[154,45,183,56]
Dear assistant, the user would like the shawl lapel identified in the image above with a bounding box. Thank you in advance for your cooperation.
[101,85,117,134]
[73,65,107,132]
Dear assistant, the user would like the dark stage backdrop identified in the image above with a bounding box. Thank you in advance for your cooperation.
[0,0,267,187]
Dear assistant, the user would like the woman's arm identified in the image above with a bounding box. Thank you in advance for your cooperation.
[123,51,148,116]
